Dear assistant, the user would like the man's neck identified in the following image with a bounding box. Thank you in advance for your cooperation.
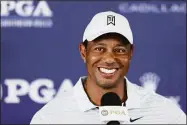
[83,77,127,106]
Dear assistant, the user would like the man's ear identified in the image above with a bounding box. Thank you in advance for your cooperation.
[79,43,86,63]
[129,45,134,60]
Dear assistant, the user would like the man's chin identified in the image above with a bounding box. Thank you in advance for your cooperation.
[96,81,118,89]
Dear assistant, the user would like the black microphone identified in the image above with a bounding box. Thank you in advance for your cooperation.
[101,92,121,125]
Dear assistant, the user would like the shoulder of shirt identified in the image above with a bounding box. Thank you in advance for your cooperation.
[30,88,77,124]
[33,88,77,116]
[131,82,176,106]
[130,82,186,117]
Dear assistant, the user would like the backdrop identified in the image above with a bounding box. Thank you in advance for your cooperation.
[1,1,186,124]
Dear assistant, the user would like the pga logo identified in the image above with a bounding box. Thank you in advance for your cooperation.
[0,78,73,104]
[1,1,53,17]
[101,110,109,116]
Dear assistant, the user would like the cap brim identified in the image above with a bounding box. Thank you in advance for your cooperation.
[85,28,132,44]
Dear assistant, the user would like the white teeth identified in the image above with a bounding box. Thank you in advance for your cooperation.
[99,68,116,74]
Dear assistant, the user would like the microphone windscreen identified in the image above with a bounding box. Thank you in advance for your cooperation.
[107,121,120,125]
[101,92,121,106]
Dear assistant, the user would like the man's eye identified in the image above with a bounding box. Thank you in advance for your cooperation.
[114,48,127,53]
[95,47,104,52]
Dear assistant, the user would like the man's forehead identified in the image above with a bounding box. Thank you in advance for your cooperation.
[90,39,128,46]
[91,33,131,45]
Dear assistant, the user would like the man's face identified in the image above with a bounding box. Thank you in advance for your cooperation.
[80,37,133,89]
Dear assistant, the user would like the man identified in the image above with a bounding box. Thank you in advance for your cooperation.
[30,11,186,124]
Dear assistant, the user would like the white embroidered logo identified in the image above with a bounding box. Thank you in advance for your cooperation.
[139,72,160,92]
[139,72,181,108]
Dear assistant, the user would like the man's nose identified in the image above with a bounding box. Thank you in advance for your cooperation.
[103,52,116,65]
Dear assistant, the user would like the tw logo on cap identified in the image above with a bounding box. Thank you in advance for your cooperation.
[107,15,115,26]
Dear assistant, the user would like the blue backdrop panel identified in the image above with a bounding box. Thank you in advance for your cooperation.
[1,1,186,124]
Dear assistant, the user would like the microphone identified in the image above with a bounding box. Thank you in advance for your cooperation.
[99,92,130,125]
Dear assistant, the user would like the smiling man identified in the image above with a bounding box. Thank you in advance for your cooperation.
[79,33,133,106]
[30,11,186,124]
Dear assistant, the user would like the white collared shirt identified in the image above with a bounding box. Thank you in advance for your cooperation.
[30,77,186,124]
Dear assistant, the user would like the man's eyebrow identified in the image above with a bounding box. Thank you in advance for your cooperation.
[92,42,106,46]
[115,43,128,47]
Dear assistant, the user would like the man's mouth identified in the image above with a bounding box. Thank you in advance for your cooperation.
[97,67,119,78]
[99,67,117,74]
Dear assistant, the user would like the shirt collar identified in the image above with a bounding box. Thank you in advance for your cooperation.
[73,76,141,112]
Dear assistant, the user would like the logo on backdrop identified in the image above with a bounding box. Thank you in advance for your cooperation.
[0,78,73,103]
[139,72,181,108]
[1,1,53,28]
[118,2,186,14]
[0,73,182,107]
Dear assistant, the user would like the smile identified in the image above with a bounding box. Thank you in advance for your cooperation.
[98,67,118,74]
